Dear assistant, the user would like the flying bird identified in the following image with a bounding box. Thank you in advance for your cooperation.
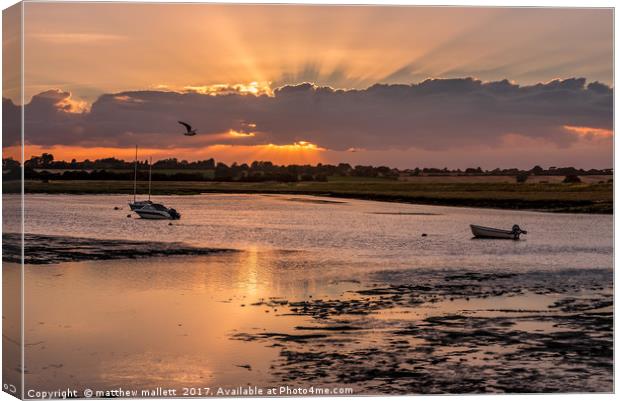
[178,121,197,136]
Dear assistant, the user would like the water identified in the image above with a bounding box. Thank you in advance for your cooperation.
[8,193,614,270]
[2,194,613,394]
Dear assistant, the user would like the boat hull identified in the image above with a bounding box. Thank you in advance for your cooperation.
[133,204,181,220]
[470,224,520,240]
[134,210,173,219]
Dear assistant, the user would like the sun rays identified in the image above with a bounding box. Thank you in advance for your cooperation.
[21,4,612,104]
[8,4,612,168]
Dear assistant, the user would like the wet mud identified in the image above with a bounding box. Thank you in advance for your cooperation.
[232,268,613,394]
[3,233,236,264]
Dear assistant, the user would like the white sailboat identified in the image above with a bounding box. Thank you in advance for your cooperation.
[129,147,181,220]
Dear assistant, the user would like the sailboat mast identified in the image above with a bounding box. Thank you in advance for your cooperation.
[148,157,152,201]
[133,145,138,203]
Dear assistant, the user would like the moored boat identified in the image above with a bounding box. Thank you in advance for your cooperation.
[129,146,181,220]
[470,224,527,240]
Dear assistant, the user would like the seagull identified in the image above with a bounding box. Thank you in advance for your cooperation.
[178,121,197,136]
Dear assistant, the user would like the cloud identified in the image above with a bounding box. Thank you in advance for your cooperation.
[4,77,613,153]
[2,98,21,147]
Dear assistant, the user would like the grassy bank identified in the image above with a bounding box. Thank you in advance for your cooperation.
[3,177,613,213]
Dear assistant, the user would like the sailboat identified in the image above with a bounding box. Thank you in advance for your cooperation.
[129,145,152,211]
[129,147,181,220]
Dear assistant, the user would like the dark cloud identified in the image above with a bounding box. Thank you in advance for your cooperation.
[6,77,613,151]
[2,98,21,147]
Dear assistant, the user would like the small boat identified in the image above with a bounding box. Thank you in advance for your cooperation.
[470,224,527,240]
[129,146,181,220]
[134,203,181,220]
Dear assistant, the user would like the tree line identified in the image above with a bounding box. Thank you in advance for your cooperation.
[1,153,613,183]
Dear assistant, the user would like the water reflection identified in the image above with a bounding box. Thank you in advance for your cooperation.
[24,249,365,391]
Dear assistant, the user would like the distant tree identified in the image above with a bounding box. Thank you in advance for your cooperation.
[94,157,126,169]
[336,163,352,176]
[530,165,544,175]
[24,155,41,169]
[2,158,20,180]
[563,174,582,184]
[515,172,529,183]
[154,158,180,169]
[375,166,392,176]
[2,158,20,170]
[82,159,94,169]
[214,162,232,180]
[352,165,377,177]
[40,153,54,167]
[201,159,215,170]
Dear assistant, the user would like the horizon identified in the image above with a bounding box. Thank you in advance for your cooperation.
[4,152,613,173]
[2,3,613,169]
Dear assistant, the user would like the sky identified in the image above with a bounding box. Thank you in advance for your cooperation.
[2,3,614,169]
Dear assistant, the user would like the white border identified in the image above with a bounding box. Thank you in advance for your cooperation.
[0,2,616,401]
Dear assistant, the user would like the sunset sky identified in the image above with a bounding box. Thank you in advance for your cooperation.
[2,3,614,168]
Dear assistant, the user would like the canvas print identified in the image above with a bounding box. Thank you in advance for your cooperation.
[2,2,614,398]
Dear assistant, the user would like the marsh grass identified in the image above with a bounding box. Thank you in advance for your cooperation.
[6,176,612,213]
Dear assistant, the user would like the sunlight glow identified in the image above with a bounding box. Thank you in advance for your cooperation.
[563,125,613,139]
[113,95,144,104]
[58,97,90,113]
[266,141,325,151]
[184,81,273,96]
[229,130,256,138]
[9,141,326,166]
[39,89,90,113]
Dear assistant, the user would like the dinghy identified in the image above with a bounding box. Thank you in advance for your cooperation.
[470,224,527,240]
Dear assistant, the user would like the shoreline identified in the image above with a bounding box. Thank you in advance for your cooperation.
[4,179,613,214]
